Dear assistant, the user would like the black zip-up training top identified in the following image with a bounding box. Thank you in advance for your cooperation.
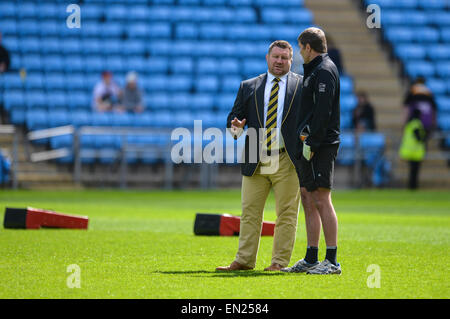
[297,53,340,153]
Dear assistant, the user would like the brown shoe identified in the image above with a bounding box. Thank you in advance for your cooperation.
[216,261,253,271]
[264,263,283,271]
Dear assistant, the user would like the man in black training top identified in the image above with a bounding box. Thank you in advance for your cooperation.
[282,27,341,275]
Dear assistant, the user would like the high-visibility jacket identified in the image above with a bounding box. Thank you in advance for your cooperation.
[399,119,426,161]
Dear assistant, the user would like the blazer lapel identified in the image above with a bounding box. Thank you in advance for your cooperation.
[254,73,267,128]
[282,72,300,125]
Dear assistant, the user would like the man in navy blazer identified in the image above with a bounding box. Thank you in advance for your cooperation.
[216,40,303,271]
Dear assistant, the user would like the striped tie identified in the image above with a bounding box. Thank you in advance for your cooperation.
[264,77,280,152]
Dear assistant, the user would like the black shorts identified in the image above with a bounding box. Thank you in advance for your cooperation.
[297,143,339,192]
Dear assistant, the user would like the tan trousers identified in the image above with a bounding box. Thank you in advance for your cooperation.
[235,152,300,268]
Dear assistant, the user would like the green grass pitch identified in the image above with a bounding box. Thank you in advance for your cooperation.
[0,189,449,299]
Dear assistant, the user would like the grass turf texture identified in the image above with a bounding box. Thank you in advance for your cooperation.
[0,189,449,299]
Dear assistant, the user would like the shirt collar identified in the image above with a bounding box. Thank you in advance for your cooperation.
[267,71,288,84]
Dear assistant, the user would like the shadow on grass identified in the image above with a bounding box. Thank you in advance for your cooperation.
[154,270,286,278]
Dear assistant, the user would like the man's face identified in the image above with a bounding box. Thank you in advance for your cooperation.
[299,42,312,64]
[266,46,292,77]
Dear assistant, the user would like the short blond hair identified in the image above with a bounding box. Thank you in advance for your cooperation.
[268,40,293,58]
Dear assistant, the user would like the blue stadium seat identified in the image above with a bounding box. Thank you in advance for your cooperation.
[132,113,153,127]
[196,58,218,74]
[41,38,62,54]
[337,133,355,166]
[26,91,47,110]
[384,27,414,43]
[147,6,172,21]
[341,94,358,112]
[405,60,435,78]
[415,27,440,43]
[111,113,133,127]
[64,56,84,73]
[18,20,38,36]
[122,40,146,55]
[100,24,123,38]
[261,9,288,23]
[234,7,257,23]
[107,5,127,20]
[153,111,173,128]
[418,0,447,9]
[82,4,104,20]
[84,56,106,73]
[199,24,225,39]
[436,96,450,113]
[3,90,25,112]
[20,38,40,54]
[47,91,68,109]
[24,74,44,90]
[126,57,147,74]
[106,56,125,73]
[48,110,71,128]
[129,5,150,21]
[215,93,236,111]
[340,76,354,94]
[359,132,386,167]
[17,2,38,19]
[221,76,242,92]
[430,12,450,26]
[71,110,92,127]
[175,23,199,39]
[146,93,170,110]
[166,76,193,91]
[60,38,81,55]
[45,74,66,91]
[428,45,450,60]
[91,113,113,126]
[169,93,191,110]
[437,115,450,131]
[441,28,450,43]
[0,20,16,36]
[23,54,42,72]
[81,22,101,38]
[50,134,73,149]
[26,110,48,131]
[195,76,219,92]
[39,21,60,37]
[42,55,64,72]
[218,59,241,75]
[2,73,23,90]
[170,58,194,74]
[395,44,426,60]
[192,94,215,110]
[435,62,450,78]
[427,79,447,95]
[243,59,268,77]
[82,39,101,55]
[0,3,16,18]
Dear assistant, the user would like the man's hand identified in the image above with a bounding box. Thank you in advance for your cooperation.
[230,117,246,139]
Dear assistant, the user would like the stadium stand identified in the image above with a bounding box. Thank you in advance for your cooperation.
[0,0,356,171]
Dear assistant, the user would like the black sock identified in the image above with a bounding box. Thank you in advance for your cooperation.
[325,246,337,265]
[304,246,318,264]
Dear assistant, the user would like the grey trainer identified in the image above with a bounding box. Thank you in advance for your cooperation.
[281,259,320,273]
[306,260,342,275]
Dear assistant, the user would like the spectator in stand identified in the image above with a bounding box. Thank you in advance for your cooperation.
[92,71,122,112]
[352,90,376,132]
[0,32,10,74]
[399,108,426,190]
[326,36,343,75]
[118,71,145,114]
[403,76,437,142]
